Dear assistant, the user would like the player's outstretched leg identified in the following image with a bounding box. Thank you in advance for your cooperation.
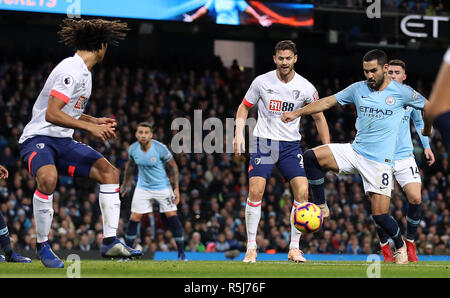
[303,149,332,218]
[90,159,142,259]
[0,212,31,263]
[98,185,142,259]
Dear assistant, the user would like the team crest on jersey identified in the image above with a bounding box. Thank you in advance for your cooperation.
[254,158,261,165]
[293,90,300,100]
[63,75,74,87]
[36,143,45,149]
[74,96,88,110]
[312,90,319,101]
[150,157,156,162]
[385,96,395,106]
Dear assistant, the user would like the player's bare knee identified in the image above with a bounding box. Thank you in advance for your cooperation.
[294,191,308,203]
[100,166,120,184]
[36,172,58,194]
[408,194,421,205]
[248,187,264,202]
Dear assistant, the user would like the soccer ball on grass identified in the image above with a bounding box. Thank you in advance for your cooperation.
[292,202,323,233]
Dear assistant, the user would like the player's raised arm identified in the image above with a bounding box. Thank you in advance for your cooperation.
[46,97,116,142]
[281,95,338,123]
[183,5,208,22]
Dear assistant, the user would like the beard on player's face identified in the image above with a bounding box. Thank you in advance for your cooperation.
[368,74,385,90]
[366,69,386,90]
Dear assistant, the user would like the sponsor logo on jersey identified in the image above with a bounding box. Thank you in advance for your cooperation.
[359,106,393,117]
[269,100,282,111]
[312,90,319,101]
[269,100,294,112]
[74,96,89,110]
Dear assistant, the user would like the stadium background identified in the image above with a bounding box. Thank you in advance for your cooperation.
[0,0,448,260]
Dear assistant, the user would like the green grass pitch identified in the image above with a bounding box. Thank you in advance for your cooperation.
[1,260,449,278]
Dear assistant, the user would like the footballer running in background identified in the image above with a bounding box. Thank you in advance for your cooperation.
[373,59,435,263]
[281,49,433,264]
[121,122,186,261]
[18,19,142,268]
[233,40,330,263]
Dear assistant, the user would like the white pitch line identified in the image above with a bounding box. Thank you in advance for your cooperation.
[256,261,448,267]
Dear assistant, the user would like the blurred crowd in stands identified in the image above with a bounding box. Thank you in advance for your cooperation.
[0,53,448,258]
[301,0,449,14]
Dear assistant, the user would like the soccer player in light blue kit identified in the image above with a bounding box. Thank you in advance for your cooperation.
[183,0,272,26]
[374,59,435,263]
[121,122,186,260]
[281,50,433,264]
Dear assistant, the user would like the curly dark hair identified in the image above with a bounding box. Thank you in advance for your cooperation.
[57,18,129,51]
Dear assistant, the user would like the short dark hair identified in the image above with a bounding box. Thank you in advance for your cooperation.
[363,49,388,66]
[274,40,297,55]
[58,18,129,51]
[388,59,406,71]
[137,122,153,131]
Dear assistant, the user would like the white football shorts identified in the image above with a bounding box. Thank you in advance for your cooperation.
[131,187,177,214]
[328,143,394,197]
[393,156,421,188]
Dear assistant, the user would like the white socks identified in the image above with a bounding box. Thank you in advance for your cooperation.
[33,190,54,243]
[245,198,261,249]
[99,184,121,238]
[290,200,302,249]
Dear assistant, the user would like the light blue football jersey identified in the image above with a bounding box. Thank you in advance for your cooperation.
[395,106,430,160]
[205,0,248,25]
[128,140,173,190]
[334,80,426,166]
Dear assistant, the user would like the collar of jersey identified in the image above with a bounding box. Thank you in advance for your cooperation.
[73,53,89,73]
